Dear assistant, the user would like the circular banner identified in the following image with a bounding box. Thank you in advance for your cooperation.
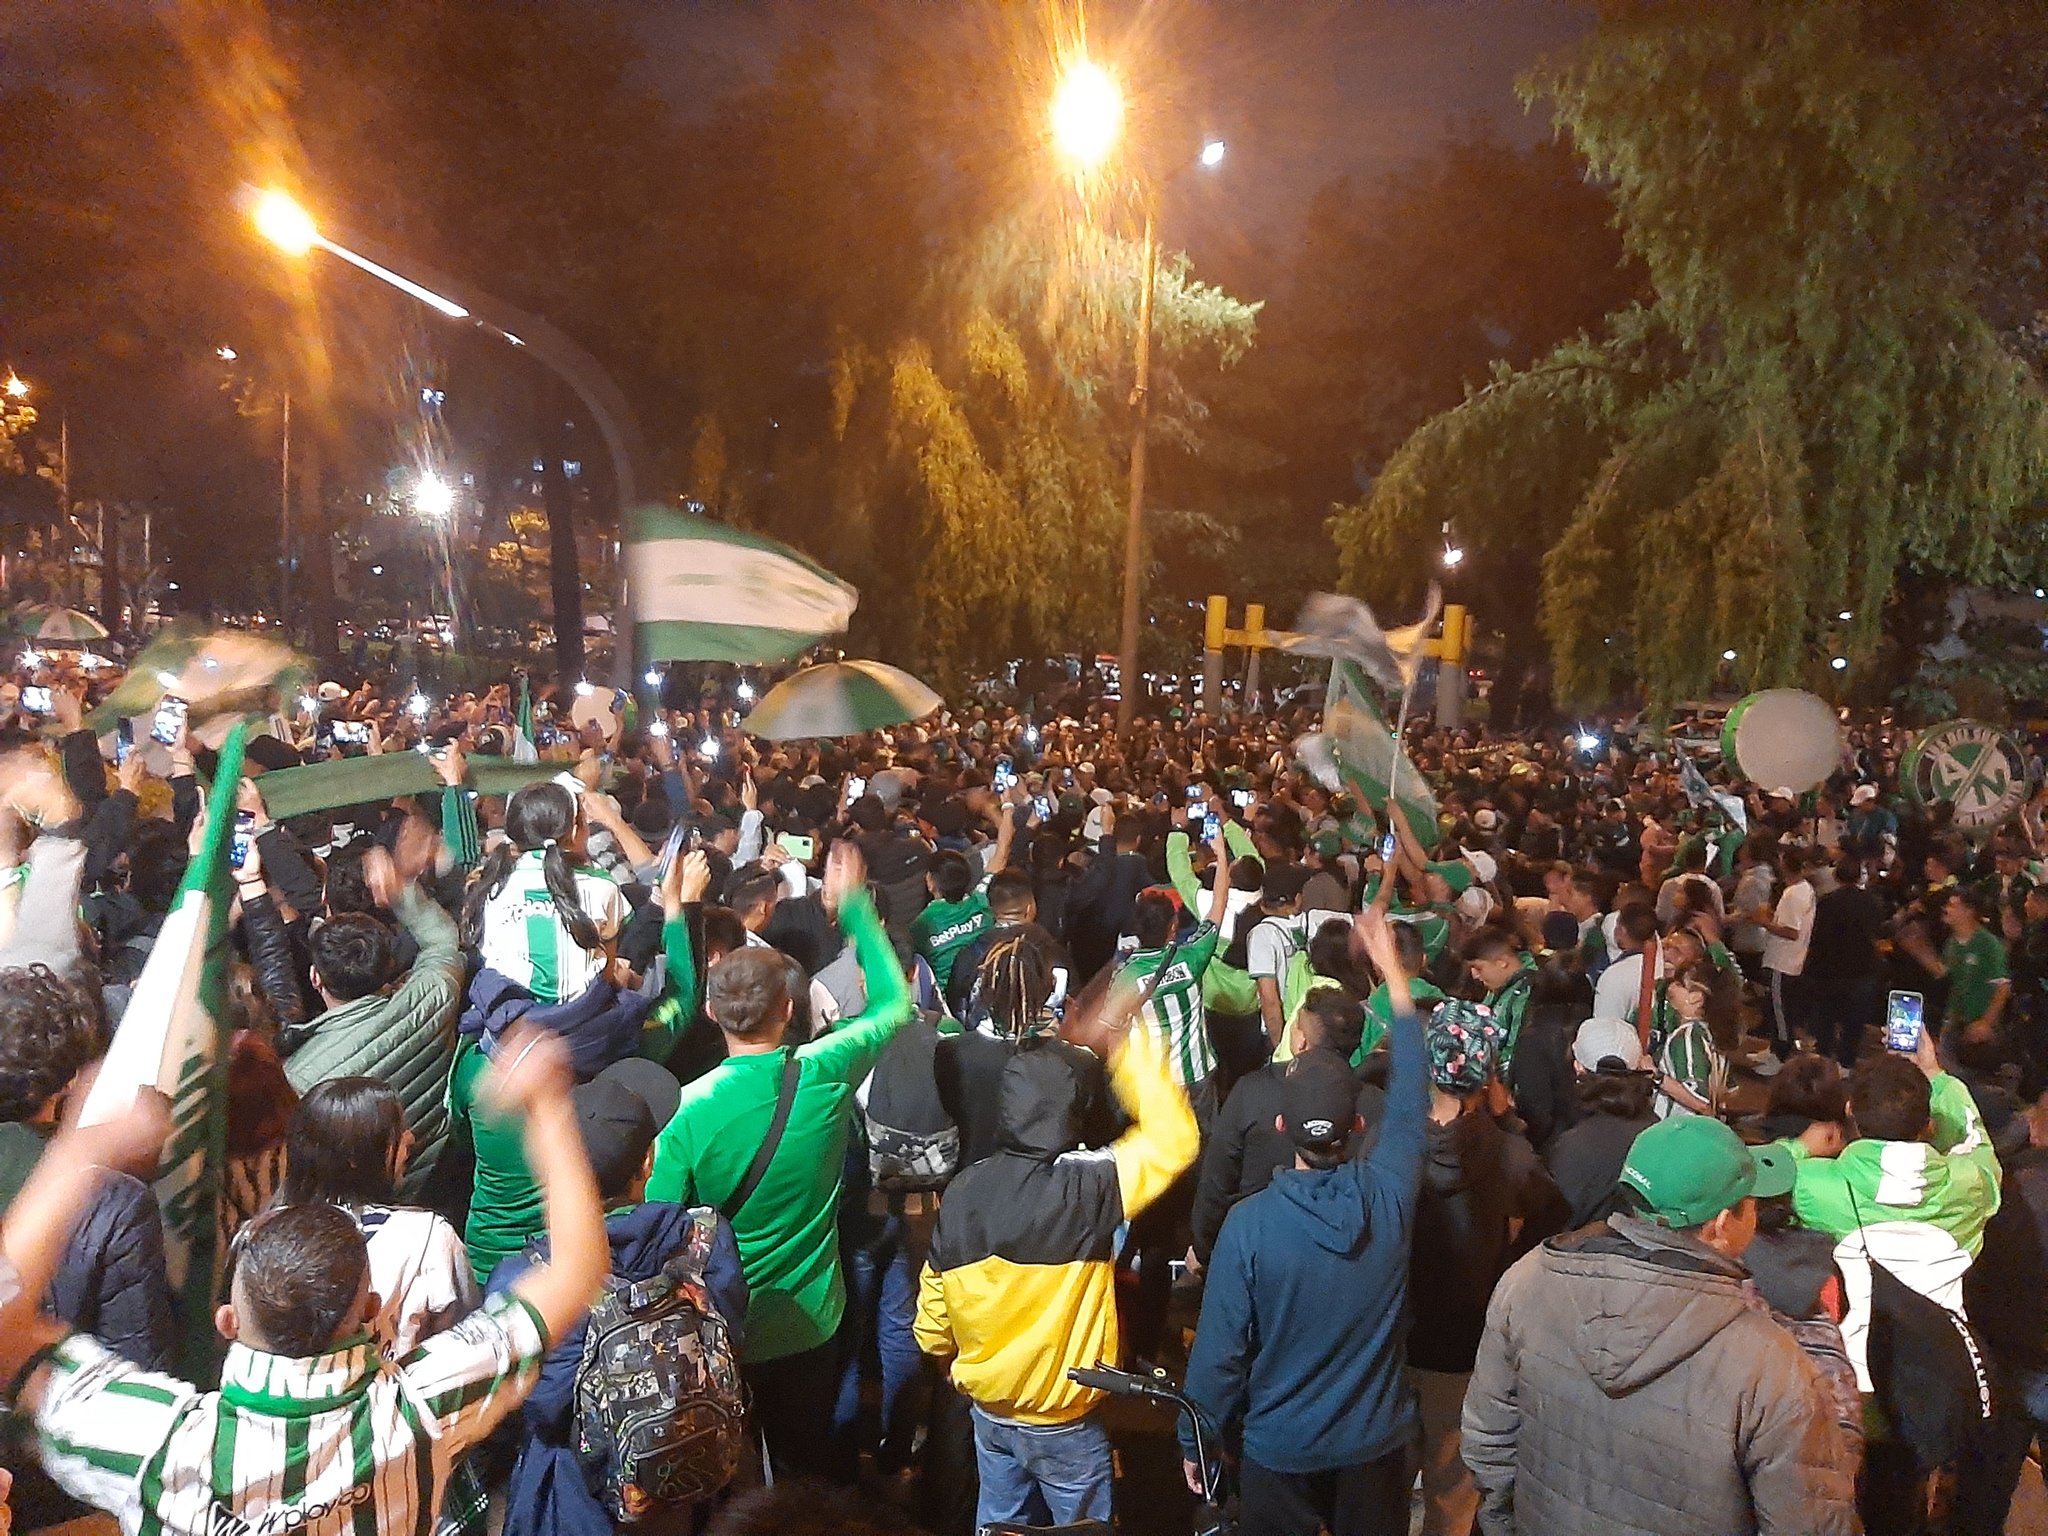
[1902,720,2030,835]
[1720,689,1841,793]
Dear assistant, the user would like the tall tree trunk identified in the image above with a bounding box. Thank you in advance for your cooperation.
[543,405,586,688]
[298,434,338,661]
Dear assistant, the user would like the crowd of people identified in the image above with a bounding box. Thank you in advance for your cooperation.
[1,649,2046,1536]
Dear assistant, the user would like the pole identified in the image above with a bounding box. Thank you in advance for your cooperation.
[279,392,292,641]
[1436,602,1467,729]
[1116,210,1157,734]
[58,416,71,606]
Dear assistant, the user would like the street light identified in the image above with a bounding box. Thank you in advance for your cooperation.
[4,374,28,400]
[1049,59,1122,172]
[1443,546,1466,569]
[252,190,468,318]
[412,472,455,520]
[1049,58,1224,729]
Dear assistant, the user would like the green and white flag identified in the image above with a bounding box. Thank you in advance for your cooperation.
[628,505,858,664]
[1304,659,1440,851]
[81,723,249,1377]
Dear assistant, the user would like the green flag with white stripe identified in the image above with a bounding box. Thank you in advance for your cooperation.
[627,504,858,664]
[82,722,248,1378]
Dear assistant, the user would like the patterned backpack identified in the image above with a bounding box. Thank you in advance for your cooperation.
[570,1208,745,1519]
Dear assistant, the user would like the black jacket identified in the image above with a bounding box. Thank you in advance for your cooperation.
[1190,1055,1385,1263]
[1967,1145,2048,1368]
[1807,883,1884,981]
[933,1028,1119,1170]
[1506,1004,1583,1152]
[1408,1110,1568,1373]
[1543,1107,1658,1230]
[51,1170,177,1371]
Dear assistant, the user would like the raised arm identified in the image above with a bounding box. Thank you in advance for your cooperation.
[801,843,913,1082]
[639,850,711,1063]
[1355,911,1428,1197]
[479,1026,608,1345]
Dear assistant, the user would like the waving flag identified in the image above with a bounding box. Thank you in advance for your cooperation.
[82,723,249,1377]
[628,505,858,665]
[1299,659,1441,850]
[1283,588,1442,692]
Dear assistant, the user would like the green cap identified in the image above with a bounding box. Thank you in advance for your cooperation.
[1309,829,1343,859]
[1426,859,1475,897]
[1618,1117,1796,1228]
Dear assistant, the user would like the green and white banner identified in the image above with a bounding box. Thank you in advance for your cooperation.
[628,505,858,665]
[82,722,249,1377]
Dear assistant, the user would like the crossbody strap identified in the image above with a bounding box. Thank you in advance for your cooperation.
[723,1055,802,1221]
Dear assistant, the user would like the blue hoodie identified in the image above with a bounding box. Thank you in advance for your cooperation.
[487,1202,748,1536]
[1180,1000,1428,1474]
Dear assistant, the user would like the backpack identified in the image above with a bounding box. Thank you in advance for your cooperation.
[1861,1245,1993,1470]
[864,1010,961,1193]
[569,1208,746,1519]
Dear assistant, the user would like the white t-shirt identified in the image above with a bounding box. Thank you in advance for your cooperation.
[1247,910,1348,981]
[1762,878,1817,976]
[1593,948,1666,1025]
[358,1205,481,1358]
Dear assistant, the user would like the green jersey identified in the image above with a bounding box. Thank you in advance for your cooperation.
[913,893,993,991]
[1119,921,1224,1089]
[1942,926,2009,1028]
[1357,977,1445,1065]
[1484,957,1537,1065]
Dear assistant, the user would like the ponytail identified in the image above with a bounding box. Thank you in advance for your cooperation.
[460,842,521,949]
[540,841,604,953]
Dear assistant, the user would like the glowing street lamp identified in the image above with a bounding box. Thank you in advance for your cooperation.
[1050,59,1123,173]
[3,374,28,400]
[1443,545,1466,569]
[251,189,469,318]
[412,472,455,519]
[1200,139,1226,169]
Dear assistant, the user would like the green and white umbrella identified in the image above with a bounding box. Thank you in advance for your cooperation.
[11,603,109,644]
[743,660,941,741]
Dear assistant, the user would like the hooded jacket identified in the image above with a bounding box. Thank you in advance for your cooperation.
[487,1202,748,1536]
[281,887,463,1195]
[914,1025,1197,1424]
[460,968,654,1081]
[1780,1069,2001,1391]
[1178,1002,1427,1475]
[1463,1214,1859,1536]
[1409,1108,1568,1374]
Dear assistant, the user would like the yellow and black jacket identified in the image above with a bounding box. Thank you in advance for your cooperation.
[914,1026,1198,1423]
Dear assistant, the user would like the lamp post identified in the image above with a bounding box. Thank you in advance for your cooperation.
[1048,61,1223,731]
[249,190,646,684]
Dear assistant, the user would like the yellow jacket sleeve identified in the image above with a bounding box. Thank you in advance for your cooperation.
[913,1259,956,1361]
[1108,1025,1200,1221]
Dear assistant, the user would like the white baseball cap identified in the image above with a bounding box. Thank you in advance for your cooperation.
[1574,1017,1647,1073]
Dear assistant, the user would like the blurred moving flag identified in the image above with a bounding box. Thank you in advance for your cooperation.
[1283,588,1442,692]
[1298,658,1441,851]
[1679,752,1749,835]
[81,723,250,1378]
[627,505,858,665]
[85,626,305,743]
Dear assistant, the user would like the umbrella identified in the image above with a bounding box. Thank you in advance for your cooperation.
[743,660,941,740]
[11,603,109,644]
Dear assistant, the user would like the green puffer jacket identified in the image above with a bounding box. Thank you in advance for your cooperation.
[281,885,464,1196]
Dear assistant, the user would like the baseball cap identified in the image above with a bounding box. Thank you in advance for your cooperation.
[1770,786,1798,801]
[1472,808,1501,833]
[316,680,349,703]
[1463,849,1499,885]
[1573,1016,1647,1073]
[1850,784,1878,806]
[1309,829,1342,859]
[1426,859,1475,896]
[1618,1117,1796,1228]
[1281,1051,1360,1150]
[572,1058,682,1197]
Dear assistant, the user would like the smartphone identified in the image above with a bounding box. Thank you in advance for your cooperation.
[655,821,687,882]
[331,720,371,746]
[1380,832,1398,861]
[1033,794,1054,821]
[115,718,133,766]
[1231,788,1254,810]
[1185,784,1205,804]
[993,756,1016,792]
[151,695,189,745]
[20,685,52,715]
[231,810,256,871]
[845,775,868,805]
[1885,991,1925,1054]
[1201,810,1222,843]
[777,833,816,863]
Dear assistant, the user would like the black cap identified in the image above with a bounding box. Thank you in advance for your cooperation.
[572,1058,682,1198]
[245,734,303,772]
[1281,1051,1359,1150]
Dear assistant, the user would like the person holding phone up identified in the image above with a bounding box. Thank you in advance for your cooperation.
[1898,888,2011,1056]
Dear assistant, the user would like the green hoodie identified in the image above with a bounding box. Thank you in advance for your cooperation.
[1779,1071,2003,1391]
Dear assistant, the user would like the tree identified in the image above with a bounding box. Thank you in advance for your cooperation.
[1331,0,2048,712]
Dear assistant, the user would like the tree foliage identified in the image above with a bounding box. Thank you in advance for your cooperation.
[1331,0,2048,711]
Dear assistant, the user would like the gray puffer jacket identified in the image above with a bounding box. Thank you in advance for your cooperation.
[1463,1213,1859,1536]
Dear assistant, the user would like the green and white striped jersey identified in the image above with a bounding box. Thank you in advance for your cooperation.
[1655,1017,1727,1120]
[478,850,628,1003]
[1118,921,1223,1090]
[32,1290,548,1536]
